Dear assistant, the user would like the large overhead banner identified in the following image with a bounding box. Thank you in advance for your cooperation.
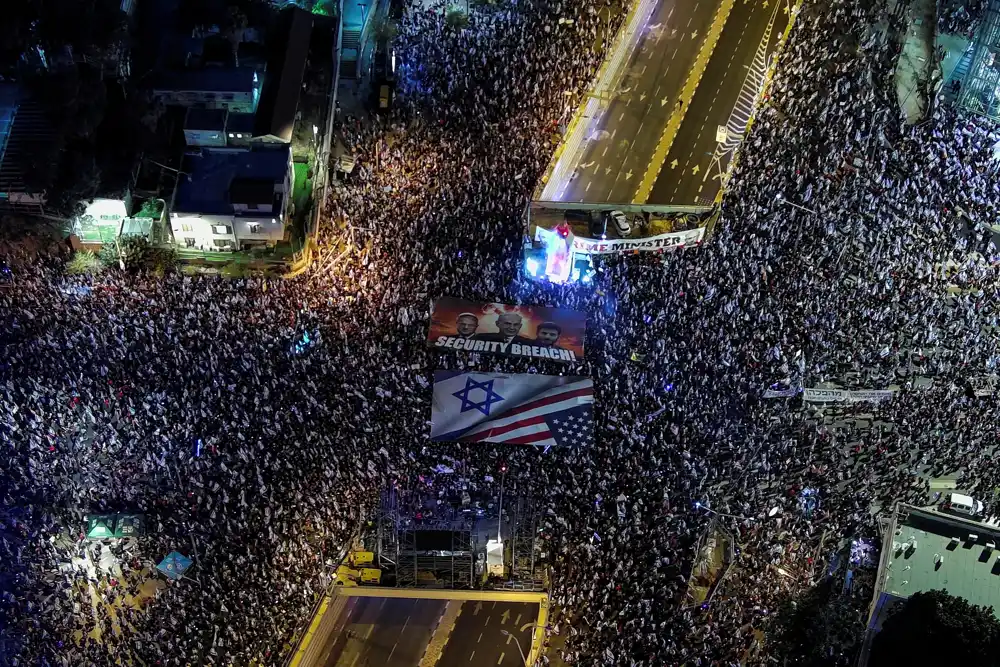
[430,371,593,446]
[802,388,894,403]
[428,297,586,362]
[566,227,705,255]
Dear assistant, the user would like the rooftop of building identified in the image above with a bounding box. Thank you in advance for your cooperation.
[152,66,258,95]
[227,112,255,133]
[173,146,288,215]
[184,107,227,131]
[0,83,55,201]
[252,7,312,142]
[881,505,1000,620]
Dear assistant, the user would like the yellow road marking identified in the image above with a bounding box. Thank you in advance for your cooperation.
[420,601,463,667]
[289,596,330,667]
[634,0,737,203]
[335,587,547,603]
[535,0,658,200]
[525,596,550,667]
[714,0,802,207]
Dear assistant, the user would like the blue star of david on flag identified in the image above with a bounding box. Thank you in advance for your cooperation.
[452,376,505,416]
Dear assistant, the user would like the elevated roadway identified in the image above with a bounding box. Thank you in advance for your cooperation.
[539,0,800,209]
[646,0,792,206]
[291,588,549,667]
[550,0,722,204]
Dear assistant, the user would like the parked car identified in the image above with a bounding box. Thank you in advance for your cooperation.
[588,214,607,239]
[370,38,396,112]
[608,210,631,237]
[944,492,984,517]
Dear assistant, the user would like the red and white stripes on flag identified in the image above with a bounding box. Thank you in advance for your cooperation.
[460,380,593,446]
[430,371,594,446]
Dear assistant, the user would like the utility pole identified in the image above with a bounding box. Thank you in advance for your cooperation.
[497,469,506,542]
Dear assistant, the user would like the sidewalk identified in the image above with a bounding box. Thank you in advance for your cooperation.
[894,0,937,123]
[337,0,384,118]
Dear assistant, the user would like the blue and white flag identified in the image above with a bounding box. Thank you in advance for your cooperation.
[430,371,594,447]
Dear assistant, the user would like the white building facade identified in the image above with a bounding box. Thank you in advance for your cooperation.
[169,145,293,252]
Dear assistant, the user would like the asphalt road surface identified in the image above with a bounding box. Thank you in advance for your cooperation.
[439,601,538,667]
[556,0,722,204]
[649,0,791,206]
[319,597,445,667]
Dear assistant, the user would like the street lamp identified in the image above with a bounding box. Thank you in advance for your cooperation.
[774,193,818,215]
[501,630,527,666]
[497,466,507,542]
[694,501,752,521]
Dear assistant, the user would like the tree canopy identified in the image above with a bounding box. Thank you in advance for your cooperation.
[0,0,128,72]
[769,578,866,667]
[870,590,1000,667]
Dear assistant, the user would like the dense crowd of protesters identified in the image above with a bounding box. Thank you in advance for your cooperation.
[938,0,987,36]
[4,0,1000,663]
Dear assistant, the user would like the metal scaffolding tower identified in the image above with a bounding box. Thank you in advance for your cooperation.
[374,484,399,572]
[507,484,543,589]
[956,0,1000,119]
[376,481,475,589]
[395,528,474,589]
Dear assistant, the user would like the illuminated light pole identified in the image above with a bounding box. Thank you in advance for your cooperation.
[774,193,817,215]
[694,501,753,521]
[497,463,507,542]
[500,630,528,666]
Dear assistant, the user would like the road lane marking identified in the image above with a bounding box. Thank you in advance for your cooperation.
[506,633,514,645]
[497,652,505,664]
[635,0,737,203]
[478,632,484,643]
[534,0,656,200]
[469,651,476,662]
[514,613,522,626]
[420,601,463,667]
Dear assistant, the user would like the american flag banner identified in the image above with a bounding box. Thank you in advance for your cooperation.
[430,371,594,447]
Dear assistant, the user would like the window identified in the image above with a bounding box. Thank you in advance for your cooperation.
[213,239,233,249]
[212,224,231,236]
[246,202,258,210]
[181,223,193,232]
[221,93,234,101]
[184,237,196,248]
[247,222,260,234]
